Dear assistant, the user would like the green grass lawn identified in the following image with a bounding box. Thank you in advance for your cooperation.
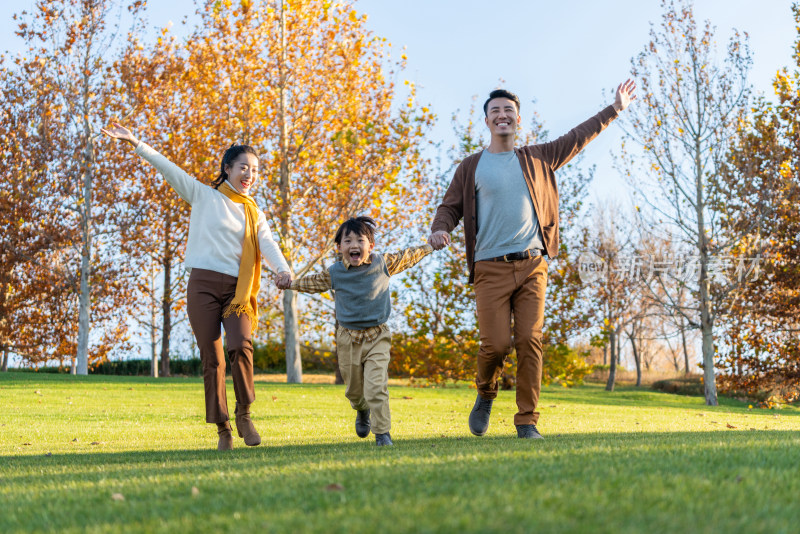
[2,373,799,534]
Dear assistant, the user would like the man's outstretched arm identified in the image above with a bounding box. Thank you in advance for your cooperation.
[541,78,637,171]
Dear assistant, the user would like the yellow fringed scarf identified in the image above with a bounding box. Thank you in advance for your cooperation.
[219,181,261,333]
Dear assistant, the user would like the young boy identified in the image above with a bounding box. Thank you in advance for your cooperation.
[279,216,433,446]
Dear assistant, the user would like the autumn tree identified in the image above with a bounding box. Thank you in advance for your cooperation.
[620,0,752,404]
[182,0,434,382]
[104,27,203,377]
[715,3,800,402]
[7,0,147,372]
[580,202,647,391]
[0,57,74,370]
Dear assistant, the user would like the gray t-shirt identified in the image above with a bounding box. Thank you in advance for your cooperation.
[474,149,544,261]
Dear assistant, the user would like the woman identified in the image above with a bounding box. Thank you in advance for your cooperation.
[102,123,291,451]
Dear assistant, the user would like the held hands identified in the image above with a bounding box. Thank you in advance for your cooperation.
[427,231,451,251]
[275,272,292,290]
[100,122,139,148]
[613,79,637,112]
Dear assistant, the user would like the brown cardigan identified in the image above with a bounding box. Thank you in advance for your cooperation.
[431,105,619,283]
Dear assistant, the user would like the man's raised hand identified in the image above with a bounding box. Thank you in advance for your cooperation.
[613,79,637,112]
[100,122,139,148]
[275,272,292,290]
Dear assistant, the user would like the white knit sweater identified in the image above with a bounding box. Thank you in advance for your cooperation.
[134,142,290,277]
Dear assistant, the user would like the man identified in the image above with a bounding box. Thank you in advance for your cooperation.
[428,79,636,439]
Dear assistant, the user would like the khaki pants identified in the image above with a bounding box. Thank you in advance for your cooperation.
[336,327,392,434]
[473,255,548,426]
[187,268,255,424]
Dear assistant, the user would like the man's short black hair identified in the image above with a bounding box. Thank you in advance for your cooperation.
[334,216,376,245]
[483,89,521,116]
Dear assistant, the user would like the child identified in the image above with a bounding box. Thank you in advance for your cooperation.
[279,216,433,446]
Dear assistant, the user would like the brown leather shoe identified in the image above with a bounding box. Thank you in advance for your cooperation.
[235,403,261,446]
[217,422,233,451]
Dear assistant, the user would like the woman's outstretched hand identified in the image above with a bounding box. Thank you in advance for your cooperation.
[100,122,139,148]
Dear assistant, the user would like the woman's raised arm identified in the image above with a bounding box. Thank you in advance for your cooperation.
[101,122,203,205]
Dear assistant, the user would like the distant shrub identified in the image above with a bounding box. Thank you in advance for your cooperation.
[651,377,704,396]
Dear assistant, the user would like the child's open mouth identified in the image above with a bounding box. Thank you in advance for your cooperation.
[349,252,362,263]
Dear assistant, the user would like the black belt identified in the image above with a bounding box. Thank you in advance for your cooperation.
[487,249,542,262]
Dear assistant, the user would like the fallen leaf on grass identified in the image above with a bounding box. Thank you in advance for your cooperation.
[35,390,42,395]
[735,475,743,483]
[272,396,278,401]
[402,396,413,400]
[90,441,103,446]
[111,493,125,501]
[71,438,78,442]
[549,405,557,408]
[726,423,737,429]
[44,452,52,457]
[22,442,31,446]
[324,483,344,492]
[191,486,200,497]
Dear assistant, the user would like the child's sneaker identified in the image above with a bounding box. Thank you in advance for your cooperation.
[355,409,371,438]
[375,432,393,446]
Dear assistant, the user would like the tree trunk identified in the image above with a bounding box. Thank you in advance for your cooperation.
[160,248,172,377]
[149,266,158,378]
[277,0,301,382]
[150,321,158,378]
[680,316,690,375]
[605,326,616,391]
[694,111,718,405]
[283,289,302,383]
[1,347,8,372]
[700,301,718,405]
[603,342,607,365]
[76,119,94,376]
[629,331,642,387]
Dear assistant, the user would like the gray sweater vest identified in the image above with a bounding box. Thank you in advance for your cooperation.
[329,254,392,330]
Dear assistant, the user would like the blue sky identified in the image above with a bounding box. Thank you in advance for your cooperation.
[2,0,796,200]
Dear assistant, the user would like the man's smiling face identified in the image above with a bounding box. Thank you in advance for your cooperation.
[485,97,521,139]
[337,230,374,267]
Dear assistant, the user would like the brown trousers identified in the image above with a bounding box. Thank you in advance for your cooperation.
[187,268,255,424]
[473,255,548,426]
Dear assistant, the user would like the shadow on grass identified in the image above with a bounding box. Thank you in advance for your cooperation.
[3,430,800,533]
[3,429,798,476]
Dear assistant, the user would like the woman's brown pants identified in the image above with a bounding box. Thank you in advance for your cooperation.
[187,268,255,424]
